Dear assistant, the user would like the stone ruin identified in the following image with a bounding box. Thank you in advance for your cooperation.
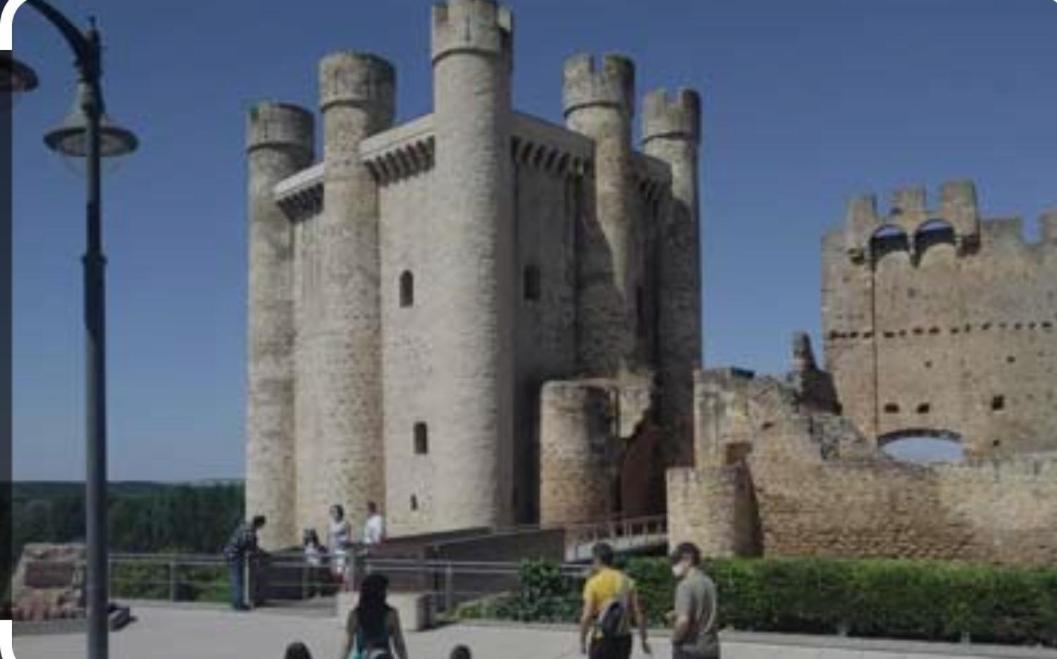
[10,543,86,622]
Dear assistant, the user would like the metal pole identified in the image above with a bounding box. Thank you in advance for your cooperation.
[82,28,108,659]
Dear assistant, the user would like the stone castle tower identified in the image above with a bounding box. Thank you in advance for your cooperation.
[245,0,702,548]
[822,182,1057,457]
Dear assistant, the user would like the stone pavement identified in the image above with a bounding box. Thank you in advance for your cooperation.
[13,603,1056,659]
[12,603,667,659]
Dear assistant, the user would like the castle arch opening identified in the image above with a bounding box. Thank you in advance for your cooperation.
[870,225,910,262]
[914,219,956,256]
[879,428,964,464]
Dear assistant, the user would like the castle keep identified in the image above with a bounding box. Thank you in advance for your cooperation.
[245,0,702,548]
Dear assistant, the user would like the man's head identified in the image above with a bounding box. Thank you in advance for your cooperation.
[669,542,701,579]
[251,515,266,530]
[367,501,378,515]
[591,542,615,569]
[330,504,344,521]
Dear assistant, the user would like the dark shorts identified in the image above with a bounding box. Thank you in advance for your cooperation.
[589,635,632,659]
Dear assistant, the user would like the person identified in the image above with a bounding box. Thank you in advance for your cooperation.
[579,542,650,659]
[223,514,266,611]
[303,528,326,597]
[363,501,386,546]
[668,542,719,659]
[340,573,409,659]
[328,504,353,582]
[449,646,471,659]
[285,641,313,659]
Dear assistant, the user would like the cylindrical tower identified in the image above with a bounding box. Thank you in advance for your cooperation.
[642,88,702,467]
[245,102,314,549]
[426,0,516,529]
[563,54,639,377]
[539,381,618,525]
[295,53,395,538]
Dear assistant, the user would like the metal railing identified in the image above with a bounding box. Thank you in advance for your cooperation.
[561,515,668,561]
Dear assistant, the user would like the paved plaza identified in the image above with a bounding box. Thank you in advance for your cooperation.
[13,603,1057,659]
[12,603,668,659]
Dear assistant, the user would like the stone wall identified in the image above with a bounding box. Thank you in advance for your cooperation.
[822,182,1057,456]
[671,365,1057,566]
[750,450,1057,565]
[667,464,759,558]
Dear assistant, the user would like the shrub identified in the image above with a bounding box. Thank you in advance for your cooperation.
[463,556,1057,648]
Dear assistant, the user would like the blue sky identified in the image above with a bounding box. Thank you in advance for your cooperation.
[11,0,1057,481]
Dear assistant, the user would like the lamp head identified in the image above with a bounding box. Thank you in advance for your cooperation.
[0,53,39,95]
[44,81,137,158]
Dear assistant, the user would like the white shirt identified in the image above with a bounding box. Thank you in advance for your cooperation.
[363,513,385,545]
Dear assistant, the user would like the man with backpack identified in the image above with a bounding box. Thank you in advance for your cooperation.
[579,542,651,658]
[668,542,719,659]
[223,514,266,611]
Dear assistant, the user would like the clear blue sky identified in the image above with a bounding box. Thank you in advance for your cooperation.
[12,0,1057,481]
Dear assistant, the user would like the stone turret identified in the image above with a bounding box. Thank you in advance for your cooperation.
[295,53,395,538]
[642,88,702,466]
[563,53,639,376]
[245,102,314,549]
[425,0,516,529]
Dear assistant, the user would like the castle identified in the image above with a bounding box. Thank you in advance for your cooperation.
[244,0,701,548]
[244,2,1057,564]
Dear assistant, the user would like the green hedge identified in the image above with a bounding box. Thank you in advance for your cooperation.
[460,557,1057,648]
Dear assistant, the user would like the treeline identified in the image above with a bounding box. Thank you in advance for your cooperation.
[13,482,244,558]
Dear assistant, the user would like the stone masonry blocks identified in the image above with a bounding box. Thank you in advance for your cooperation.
[246,102,314,549]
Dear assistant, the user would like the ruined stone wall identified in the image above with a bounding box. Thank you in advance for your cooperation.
[672,366,1057,566]
[750,449,1057,565]
[823,182,1057,456]
[667,465,759,558]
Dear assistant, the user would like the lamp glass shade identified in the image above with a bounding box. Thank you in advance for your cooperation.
[44,83,138,158]
[0,53,39,94]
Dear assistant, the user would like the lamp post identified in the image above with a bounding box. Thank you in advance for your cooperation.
[2,3,137,658]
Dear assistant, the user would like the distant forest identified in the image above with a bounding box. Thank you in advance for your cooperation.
[13,482,245,558]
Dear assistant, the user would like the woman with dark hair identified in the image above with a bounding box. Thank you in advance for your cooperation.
[340,573,408,659]
[284,641,313,659]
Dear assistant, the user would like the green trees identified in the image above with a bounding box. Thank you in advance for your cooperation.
[13,482,244,556]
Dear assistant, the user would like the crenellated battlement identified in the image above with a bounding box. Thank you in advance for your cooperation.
[641,88,701,144]
[432,0,513,64]
[841,180,985,262]
[562,53,636,118]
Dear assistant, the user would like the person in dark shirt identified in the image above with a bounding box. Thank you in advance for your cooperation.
[223,514,266,611]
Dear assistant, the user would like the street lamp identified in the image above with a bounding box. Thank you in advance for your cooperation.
[5,3,137,659]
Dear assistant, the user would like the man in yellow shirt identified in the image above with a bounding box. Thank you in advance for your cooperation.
[579,542,651,658]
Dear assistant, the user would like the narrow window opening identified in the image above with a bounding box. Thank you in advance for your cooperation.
[523,264,541,301]
[916,403,931,414]
[410,495,418,511]
[883,403,899,414]
[399,271,414,308]
[991,396,1005,411]
[1006,355,1016,364]
[413,422,428,455]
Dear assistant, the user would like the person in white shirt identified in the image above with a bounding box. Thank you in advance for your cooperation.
[327,504,352,582]
[363,501,385,545]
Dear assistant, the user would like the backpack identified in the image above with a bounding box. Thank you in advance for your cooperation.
[595,576,631,639]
